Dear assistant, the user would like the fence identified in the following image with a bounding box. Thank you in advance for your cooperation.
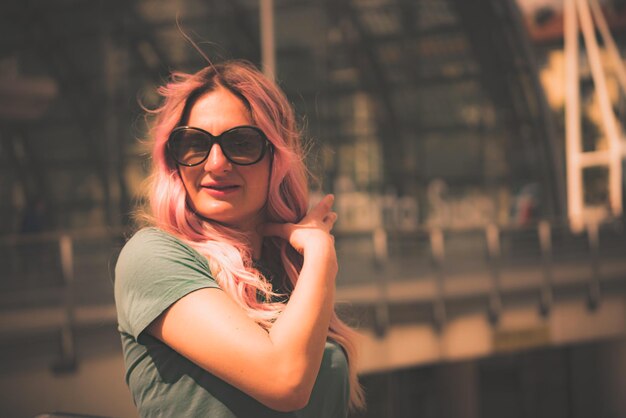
[1,220,626,368]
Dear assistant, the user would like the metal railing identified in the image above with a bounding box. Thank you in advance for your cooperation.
[2,220,626,365]
[0,228,125,371]
[333,219,626,336]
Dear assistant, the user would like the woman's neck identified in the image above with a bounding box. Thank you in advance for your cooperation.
[250,231,264,259]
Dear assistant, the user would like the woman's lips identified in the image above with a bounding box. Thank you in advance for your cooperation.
[201,184,240,197]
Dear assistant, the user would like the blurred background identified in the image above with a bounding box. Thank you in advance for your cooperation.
[2,0,626,416]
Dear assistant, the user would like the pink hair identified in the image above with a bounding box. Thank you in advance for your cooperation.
[142,60,364,410]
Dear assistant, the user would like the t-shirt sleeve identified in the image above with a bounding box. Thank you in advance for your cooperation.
[114,228,221,339]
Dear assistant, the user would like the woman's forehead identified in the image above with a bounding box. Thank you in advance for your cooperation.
[187,87,253,134]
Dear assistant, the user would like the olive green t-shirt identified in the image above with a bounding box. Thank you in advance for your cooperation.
[114,228,350,418]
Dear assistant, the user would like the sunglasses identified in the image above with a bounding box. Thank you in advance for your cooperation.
[167,125,272,167]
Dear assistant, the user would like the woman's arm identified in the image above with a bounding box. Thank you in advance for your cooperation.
[146,194,338,411]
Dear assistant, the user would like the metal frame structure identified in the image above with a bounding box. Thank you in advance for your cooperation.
[565,0,626,232]
[1,0,569,234]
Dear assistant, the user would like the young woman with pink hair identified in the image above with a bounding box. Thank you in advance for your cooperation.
[114,60,365,417]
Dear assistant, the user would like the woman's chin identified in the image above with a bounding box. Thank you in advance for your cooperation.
[193,209,243,229]
[194,202,235,219]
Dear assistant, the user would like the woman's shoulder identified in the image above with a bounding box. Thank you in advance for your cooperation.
[124,226,181,247]
[114,227,219,338]
[116,227,210,277]
[122,227,201,259]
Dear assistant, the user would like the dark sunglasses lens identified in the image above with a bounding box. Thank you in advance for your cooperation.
[169,129,210,165]
[221,127,266,164]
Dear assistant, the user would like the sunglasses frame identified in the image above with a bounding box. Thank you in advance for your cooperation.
[167,125,272,167]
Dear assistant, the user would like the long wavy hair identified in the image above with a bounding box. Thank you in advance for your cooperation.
[141,60,364,410]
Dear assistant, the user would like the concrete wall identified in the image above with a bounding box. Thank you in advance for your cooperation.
[0,326,136,418]
[1,296,626,417]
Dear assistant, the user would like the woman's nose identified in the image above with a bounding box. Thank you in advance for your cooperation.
[203,143,232,173]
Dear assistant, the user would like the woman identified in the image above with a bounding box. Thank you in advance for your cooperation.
[114,60,365,417]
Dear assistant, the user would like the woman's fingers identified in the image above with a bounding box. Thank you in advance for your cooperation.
[322,211,338,226]
[307,194,335,221]
[260,194,337,249]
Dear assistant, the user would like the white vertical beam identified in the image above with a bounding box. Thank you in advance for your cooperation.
[565,0,584,232]
[590,0,626,96]
[260,0,276,81]
[576,0,623,217]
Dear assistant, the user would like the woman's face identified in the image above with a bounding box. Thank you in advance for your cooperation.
[177,86,271,232]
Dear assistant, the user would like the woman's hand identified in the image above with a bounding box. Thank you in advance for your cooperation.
[261,194,338,257]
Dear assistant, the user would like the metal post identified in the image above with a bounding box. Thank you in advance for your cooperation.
[538,220,554,317]
[260,0,276,81]
[373,227,388,268]
[586,221,602,310]
[429,228,446,332]
[53,234,77,373]
[486,224,502,325]
[372,227,389,337]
